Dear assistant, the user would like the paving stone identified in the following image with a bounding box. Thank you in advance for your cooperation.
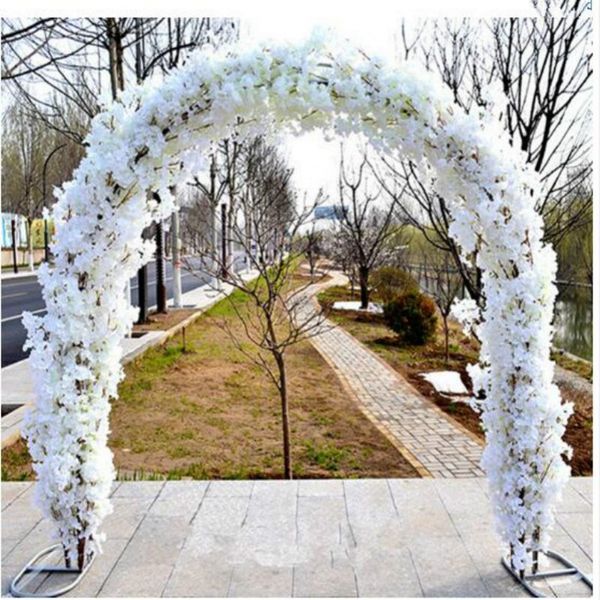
[298,479,343,496]
[228,562,293,597]
[0,478,592,597]
[569,478,593,504]
[296,495,351,550]
[64,538,129,597]
[307,310,485,478]
[206,480,254,497]
[292,555,358,597]
[555,483,592,513]
[2,516,55,565]
[409,535,489,597]
[163,552,232,597]
[99,563,174,597]
[350,545,423,597]
[556,511,593,559]
[150,481,209,518]
[111,480,164,499]
[1,482,31,511]
[101,495,155,540]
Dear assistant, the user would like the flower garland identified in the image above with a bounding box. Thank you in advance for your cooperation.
[23,33,571,571]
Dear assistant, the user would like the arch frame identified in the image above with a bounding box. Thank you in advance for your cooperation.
[21,33,572,576]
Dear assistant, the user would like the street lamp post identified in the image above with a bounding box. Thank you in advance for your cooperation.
[42,144,66,264]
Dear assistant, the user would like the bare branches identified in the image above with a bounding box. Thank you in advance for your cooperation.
[335,144,410,308]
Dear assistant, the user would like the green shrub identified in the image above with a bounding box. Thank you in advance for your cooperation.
[371,266,418,304]
[383,291,437,345]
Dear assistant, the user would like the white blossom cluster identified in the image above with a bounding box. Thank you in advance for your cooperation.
[23,32,570,570]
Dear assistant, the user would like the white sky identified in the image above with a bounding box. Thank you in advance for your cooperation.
[244,13,401,204]
[238,3,537,204]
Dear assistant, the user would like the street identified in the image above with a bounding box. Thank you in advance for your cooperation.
[1,256,244,367]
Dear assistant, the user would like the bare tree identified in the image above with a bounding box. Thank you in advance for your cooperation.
[186,141,326,479]
[303,224,323,281]
[393,4,592,304]
[337,147,407,309]
[426,251,463,363]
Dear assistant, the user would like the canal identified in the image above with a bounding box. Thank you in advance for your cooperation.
[553,284,592,361]
[413,266,593,361]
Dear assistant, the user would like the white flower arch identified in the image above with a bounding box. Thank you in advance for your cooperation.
[23,34,572,572]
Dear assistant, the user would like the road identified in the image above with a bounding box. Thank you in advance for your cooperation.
[1,256,245,367]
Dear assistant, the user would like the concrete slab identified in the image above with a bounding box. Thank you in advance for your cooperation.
[0,478,593,597]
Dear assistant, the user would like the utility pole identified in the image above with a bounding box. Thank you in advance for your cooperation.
[42,144,65,264]
[221,202,228,279]
[171,207,182,308]
[156,221,167,312]
[11,219,18,274]
[134,18,149,323]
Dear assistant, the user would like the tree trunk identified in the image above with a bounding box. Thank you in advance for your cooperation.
[443,315,449,364]
[27,218,34,272]
[275,352,292,479]
[358,265,369,309]
[11,219,18,274]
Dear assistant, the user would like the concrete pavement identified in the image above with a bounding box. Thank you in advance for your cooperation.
[1,477,593,597]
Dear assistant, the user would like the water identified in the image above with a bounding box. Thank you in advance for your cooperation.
[412,267,593,361]
[553,284,592,361]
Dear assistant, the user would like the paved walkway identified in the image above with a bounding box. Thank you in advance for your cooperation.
[1,478,592,597]
[306,275,484,478]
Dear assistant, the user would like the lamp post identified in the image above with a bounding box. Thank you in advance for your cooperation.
[41,144,66,264]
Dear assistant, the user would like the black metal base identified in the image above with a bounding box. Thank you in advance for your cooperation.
[10,544,95,598]
[502,549,593,597]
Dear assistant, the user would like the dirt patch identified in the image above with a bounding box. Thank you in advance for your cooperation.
[318,285,593,476]
[2,282,418,481]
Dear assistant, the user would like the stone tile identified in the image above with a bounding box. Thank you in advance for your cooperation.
[2,516,55,565]
[569,478,593,504]
[150,481,209,518]
[292,554,357,597]
[409,535,488,597]
[228,562,293,597]
[351,545,423,597]
[99,563,174,597]
[101,496,155,541]
[111,481,164,500]
[298,479,343,497]
[65,538,129,597]
[206,480,254,497]
[556,511,593,560]
[296,495,351,549]
[1,482,31,511]
[163,552,232,597]
[555,483,592,513]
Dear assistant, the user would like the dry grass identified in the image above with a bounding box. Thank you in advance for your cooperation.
[2,282,418,481]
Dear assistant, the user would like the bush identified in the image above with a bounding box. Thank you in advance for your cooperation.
[371,266,418,304]
[383,291,437,345]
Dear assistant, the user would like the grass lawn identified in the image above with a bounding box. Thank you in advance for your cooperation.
[318,284,593,477]
[1,277,418,481]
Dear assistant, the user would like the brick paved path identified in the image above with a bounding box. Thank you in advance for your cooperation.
[304,275,484,478]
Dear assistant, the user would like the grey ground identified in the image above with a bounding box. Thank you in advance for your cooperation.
[1,478,593,597]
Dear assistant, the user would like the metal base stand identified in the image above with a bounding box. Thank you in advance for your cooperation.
[502,549,593,597]
[10,544,95,598]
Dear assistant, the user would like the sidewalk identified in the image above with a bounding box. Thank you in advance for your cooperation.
[1,477,592,597]
[304,274,483,478]
[1,269,38,281]
[1,273,257,448]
